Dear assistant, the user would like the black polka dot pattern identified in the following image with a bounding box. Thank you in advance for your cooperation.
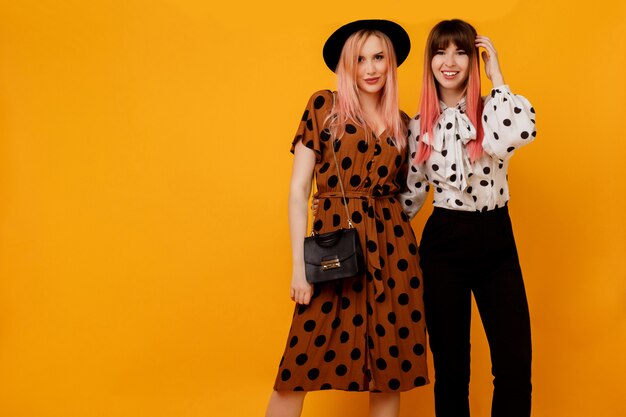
[335,364,348,376]
[277,91,429,392]
[399,86,536,215]
[290,336,298,348]
[296,353,308,365]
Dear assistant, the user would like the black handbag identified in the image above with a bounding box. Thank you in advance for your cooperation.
[303,137,365,284]
[304,228,365,283]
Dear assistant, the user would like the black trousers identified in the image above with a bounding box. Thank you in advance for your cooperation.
[419,206,532,417]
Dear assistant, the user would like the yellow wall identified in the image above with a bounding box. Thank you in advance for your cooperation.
[0,1,625,416]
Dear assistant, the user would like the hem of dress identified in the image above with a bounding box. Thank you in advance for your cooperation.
[272,382,429,393]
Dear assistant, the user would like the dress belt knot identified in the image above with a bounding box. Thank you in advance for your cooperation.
[317,190,395,300]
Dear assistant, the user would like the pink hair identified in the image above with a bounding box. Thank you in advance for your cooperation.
[328,30,407,150]
[415,19,484,163]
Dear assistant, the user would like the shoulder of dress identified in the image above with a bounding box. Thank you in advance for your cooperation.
[308,89,334,100]
[305,90,334,112]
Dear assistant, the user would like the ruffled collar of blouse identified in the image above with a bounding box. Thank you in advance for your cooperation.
[439,97,467,112]
[422,97,476,191]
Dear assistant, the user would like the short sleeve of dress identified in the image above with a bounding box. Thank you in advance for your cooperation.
[290,90,334,162]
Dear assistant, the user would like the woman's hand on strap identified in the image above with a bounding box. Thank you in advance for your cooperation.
[476,35,505,87]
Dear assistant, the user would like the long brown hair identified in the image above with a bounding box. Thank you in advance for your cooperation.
[415,19,484,162]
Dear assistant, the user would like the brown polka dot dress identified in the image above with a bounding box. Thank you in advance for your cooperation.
[273,90,429,392]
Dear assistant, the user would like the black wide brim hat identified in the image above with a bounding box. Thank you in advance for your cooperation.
[323,19,411,72]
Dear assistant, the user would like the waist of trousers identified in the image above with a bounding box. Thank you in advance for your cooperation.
[432,202,509,219]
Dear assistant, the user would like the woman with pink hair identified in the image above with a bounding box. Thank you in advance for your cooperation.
[266,20,428,417]
[399,19,536,417]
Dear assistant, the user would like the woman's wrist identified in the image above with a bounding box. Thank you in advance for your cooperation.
[491,73,505,88]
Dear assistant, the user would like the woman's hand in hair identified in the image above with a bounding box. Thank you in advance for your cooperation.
[476,35,505,87]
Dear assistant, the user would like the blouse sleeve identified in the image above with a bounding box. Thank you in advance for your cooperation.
[290,90,333,162]
[398,116,429,220]
[481,85,536,160]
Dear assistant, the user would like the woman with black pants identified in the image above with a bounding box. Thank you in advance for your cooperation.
[399,19,535,417]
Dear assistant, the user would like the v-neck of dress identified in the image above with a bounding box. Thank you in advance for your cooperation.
[373,128,387,139]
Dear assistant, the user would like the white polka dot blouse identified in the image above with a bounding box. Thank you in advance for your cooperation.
[399,85,536,217]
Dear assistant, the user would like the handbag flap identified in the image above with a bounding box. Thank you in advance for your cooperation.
[303,228,361,266]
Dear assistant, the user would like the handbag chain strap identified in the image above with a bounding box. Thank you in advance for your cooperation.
[330,141,354,229]
[330,92,354,229]
[311,92,355,234]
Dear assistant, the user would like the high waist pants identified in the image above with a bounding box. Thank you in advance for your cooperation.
[419,206,532,417]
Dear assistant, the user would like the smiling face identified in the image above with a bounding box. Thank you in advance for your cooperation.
[355,35,388,97]
[431,42,470,100]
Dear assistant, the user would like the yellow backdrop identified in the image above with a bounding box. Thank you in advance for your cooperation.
[1,1,625,416]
